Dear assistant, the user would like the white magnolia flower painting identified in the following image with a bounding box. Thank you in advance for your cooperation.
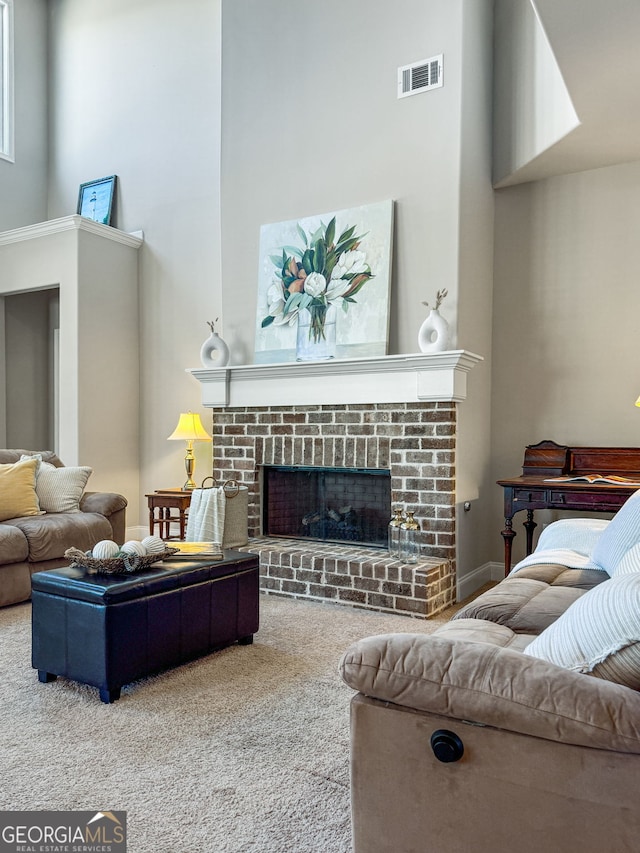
[254,200,394,363]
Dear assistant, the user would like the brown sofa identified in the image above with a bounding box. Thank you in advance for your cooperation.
[340,518,640,853]
[0,449,127,607]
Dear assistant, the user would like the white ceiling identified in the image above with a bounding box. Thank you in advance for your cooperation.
[502,0,640,185]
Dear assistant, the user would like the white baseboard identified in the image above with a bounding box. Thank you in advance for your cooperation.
[457,561,504,602]
[126,525,148,542]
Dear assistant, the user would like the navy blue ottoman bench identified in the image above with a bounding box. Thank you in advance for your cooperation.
[31,550,259,703]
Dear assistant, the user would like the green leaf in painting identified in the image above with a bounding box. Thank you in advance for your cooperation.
[337,224,356,244]
[296,223,308,246]
[346,274,371,297]
[302,248,314,275]
[261,315,275,328]
[313,239,326,273]
[284,292,302,314]
[300,293,313,311]
[335,236,361,256]
[283,245,304,259]
[324,217,336,248]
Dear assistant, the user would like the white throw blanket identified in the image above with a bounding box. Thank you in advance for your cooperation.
[185,487,225,544]
[510,518,611,574]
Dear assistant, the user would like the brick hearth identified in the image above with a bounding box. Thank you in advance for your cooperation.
[237,537,454,618]
[209,401,457,617]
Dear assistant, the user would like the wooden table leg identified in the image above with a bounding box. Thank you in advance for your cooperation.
[501,517,516,577]
[524,509,537,555]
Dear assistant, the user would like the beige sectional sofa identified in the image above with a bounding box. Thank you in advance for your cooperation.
[341,507,640,853]
[0,449,127,607]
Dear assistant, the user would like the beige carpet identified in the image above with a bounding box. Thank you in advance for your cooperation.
[0,594,455,852]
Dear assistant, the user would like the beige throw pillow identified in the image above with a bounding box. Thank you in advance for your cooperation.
[35,461,92,513]
[0,458,42,520]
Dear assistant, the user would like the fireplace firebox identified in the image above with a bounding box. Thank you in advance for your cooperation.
[262,466,391,548]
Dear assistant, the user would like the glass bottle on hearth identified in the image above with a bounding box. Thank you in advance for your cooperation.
[388,507,405,558]
[400,511,420,564]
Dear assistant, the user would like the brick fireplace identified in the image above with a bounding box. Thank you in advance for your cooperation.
[190,351,482,618]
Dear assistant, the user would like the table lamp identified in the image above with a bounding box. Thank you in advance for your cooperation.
[167,412,212,490]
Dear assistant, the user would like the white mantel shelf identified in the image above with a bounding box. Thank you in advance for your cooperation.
[0,215,144,248]
[188,350,483,408]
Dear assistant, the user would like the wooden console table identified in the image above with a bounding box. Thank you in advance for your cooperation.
[146,490,192,540]
[497,440,640,576]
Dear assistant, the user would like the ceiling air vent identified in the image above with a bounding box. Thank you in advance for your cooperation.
[398,54,443,99]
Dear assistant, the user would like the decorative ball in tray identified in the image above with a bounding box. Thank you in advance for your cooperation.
[65,535,179,575]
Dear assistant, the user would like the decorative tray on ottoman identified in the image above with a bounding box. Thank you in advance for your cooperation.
[64,546,180,575]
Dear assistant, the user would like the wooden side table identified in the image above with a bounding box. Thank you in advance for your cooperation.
[145,490,192,540]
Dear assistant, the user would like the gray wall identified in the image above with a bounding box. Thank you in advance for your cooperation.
[455,0,495,588]
[0,0,47,232]
[4,289,57,449]
[46,0,222,523]
[220,0,469,359]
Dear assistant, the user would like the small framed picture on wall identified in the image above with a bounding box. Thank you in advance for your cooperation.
[77,175,117,226]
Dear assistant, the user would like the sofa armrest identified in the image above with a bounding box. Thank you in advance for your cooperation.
[79,491,127,517]
[339,633,640,754]
[79,492,127,544]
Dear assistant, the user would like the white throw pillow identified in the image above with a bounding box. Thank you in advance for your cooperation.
[35,461,92,513]
[612,542,640,577]
[524,573,640,689]
[591,488,640,574]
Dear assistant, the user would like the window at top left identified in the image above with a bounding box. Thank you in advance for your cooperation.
[0,0,14,162]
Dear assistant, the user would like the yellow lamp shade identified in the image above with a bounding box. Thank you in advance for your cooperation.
[167,412,212,442]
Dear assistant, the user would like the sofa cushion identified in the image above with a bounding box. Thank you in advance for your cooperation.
[8,512,112,563]
[0,523,29,564]
[511,564,609,589]
[433,618,534,652]
[524,573,640,690]
[0,459,42,521]
[452,564,607,635]
[34,462,92,513]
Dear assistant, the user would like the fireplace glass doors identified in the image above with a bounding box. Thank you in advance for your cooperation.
[262,466,391,548]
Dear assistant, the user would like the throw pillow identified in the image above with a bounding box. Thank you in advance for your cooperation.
[20,452,43,474]
[591,488,640,574]
[0,458,42,521]
[611,542,640,576]
[524,573,640,690]
[35,461,92,513]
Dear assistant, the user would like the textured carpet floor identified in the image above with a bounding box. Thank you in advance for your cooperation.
[0,594,452,852]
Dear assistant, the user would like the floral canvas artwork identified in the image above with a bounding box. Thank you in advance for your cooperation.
[254,200,394,363]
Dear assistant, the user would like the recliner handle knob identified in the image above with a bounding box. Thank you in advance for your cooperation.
[430,729,464,763]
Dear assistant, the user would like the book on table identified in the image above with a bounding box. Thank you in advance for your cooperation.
[544,474,640,486]
[169,541,224,559]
